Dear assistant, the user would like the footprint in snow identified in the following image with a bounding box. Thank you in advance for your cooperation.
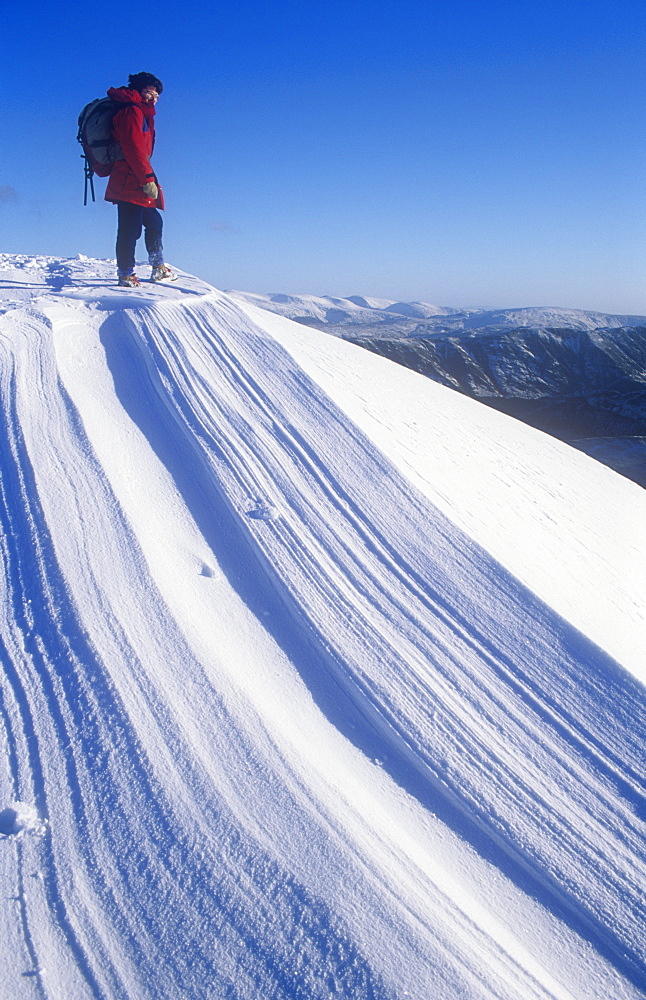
[245,500,279,521]
[0,803,48,839]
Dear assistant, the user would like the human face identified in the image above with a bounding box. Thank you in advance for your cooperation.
[140,87,159,104]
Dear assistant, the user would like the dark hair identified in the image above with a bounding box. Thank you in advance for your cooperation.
[128,72,164,94]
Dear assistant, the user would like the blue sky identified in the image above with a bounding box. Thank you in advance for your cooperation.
[2,0,645,312]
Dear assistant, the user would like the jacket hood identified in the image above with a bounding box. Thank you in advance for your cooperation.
[107,87,156,118]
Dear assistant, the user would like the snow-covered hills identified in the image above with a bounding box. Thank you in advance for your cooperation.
[0,255,645,1000]
[227,289,646,334]
[229,290,646,487]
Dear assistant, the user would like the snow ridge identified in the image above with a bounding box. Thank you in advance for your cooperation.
[228,287,646,488]
[0,256,644,1000]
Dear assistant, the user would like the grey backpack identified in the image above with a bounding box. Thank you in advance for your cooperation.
[77,97,123,203]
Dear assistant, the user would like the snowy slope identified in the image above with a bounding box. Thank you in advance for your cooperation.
[0,255,645,1000]
[229,289,646,489]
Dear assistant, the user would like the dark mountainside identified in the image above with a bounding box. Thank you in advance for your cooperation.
[333,325,646,487]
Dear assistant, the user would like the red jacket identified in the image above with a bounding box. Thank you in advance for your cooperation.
[104,87,165,209]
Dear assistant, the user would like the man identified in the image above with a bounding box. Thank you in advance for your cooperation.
[105,72,176,287]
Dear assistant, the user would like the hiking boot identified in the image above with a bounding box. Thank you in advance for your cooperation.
[151,264,177,283]
[117,274,141,287]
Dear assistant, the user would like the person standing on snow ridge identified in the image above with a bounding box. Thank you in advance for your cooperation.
[105,71,177,287]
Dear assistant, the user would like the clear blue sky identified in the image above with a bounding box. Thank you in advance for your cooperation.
[2,1,645,312]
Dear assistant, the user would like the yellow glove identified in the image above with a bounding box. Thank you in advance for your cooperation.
[142,181,158,199]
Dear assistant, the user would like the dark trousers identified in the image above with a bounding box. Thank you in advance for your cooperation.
[115,202,164,276]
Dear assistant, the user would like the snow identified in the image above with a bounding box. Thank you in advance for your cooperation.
[0,254,644,1000]
[0,802,48,838]
[227,288,646,333]
[236,301,646,679]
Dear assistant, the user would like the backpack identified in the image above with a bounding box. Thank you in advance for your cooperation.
[77,98,124,204]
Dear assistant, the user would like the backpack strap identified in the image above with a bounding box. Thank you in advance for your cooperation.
[82,153,96,205]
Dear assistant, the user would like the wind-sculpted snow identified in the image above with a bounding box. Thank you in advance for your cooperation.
[354,325,646,487]
[229,290,646,487]
[0,256,645,1000]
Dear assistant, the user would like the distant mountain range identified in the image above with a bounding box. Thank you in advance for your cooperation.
[229,292,646,488]
[228,291,646,334]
